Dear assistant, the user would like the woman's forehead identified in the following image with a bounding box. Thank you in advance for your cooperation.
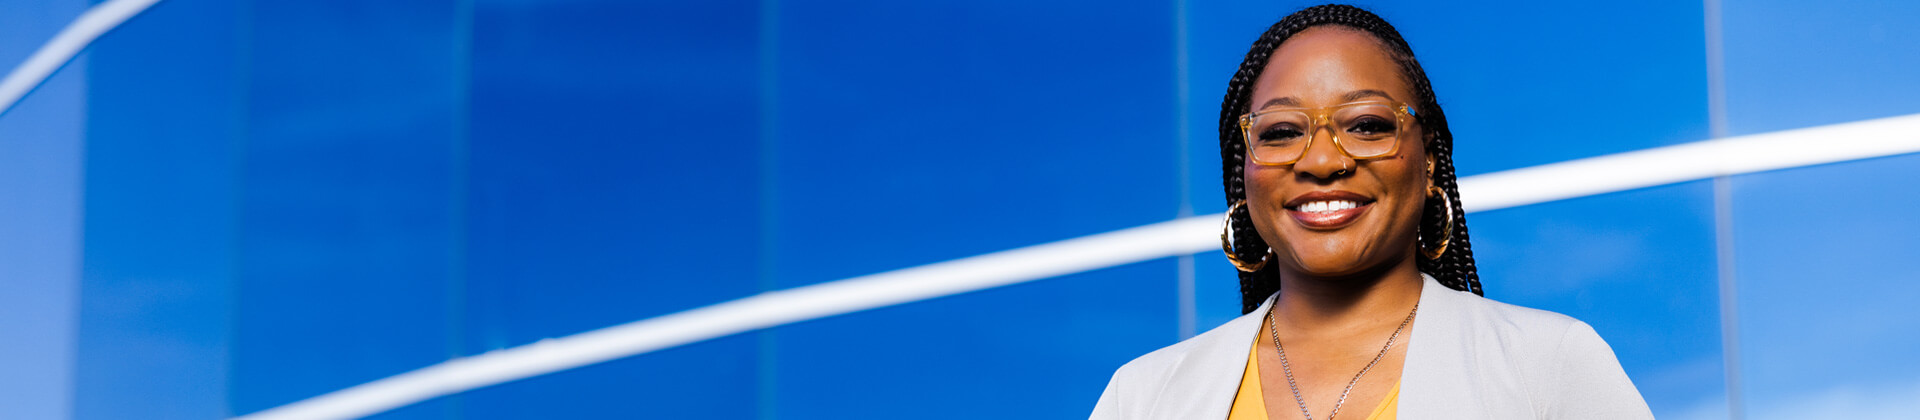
[1251,27,1412,109]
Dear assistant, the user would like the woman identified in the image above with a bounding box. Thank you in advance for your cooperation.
[1090,5,1652,420]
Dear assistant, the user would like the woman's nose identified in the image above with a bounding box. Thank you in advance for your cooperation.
[1293,129,1355,179]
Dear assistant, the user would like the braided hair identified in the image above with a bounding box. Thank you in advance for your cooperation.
[1222,4,1483,314]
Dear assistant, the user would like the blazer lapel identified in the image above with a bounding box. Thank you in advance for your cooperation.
[1399,273,1474,419]
[1146,275,1459,420]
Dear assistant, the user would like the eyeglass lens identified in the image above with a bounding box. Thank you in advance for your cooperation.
[1247,104,1401,163]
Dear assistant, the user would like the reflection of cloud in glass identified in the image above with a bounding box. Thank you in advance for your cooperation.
[1664,379,1920,420]
[1661,394,1729,420]
[1756,380,1920,420]
[1636,356,1727,418]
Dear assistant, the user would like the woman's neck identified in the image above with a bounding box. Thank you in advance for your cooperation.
[1271,255,1425,333]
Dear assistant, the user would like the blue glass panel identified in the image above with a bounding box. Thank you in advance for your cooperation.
[1722,2,1920,417]
[74,0,242,418]
[772,261,1177,419]
[1474,181,1726,419]
[1192,252,1249,336]
[767,2,1181,417]
[0,2,87,419]
[1722,0,1920,135]
[460,0,761,417]
[771,0,1180,289]
[1730,154,1920,418]
[1183,0,1287,335]
[461,336,758,419]
[229,1,463,417]
[0,68,84,420]
[0,0,81,70]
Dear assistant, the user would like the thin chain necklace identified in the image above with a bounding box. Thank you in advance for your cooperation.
[1264,299,1418,420]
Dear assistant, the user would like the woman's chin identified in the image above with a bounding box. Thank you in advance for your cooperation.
[1282,254,1374,278]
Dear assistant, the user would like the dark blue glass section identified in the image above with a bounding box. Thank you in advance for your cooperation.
[74,0,242,419]
[229,1,463,417]
[772,261,1178,419]
[771,0,1180,289]
[1474,181,1726,419]
[459,0,761,417]
[1192,252,1248,336]
[767,3,1181,416]
[1731,154,1920,418]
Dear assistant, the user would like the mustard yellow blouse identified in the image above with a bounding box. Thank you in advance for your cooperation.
[1228,341,1398,420]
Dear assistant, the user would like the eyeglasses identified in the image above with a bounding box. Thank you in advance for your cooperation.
[1237,101,1418,166]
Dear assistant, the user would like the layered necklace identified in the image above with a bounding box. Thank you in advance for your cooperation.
[1264,300,1418,420]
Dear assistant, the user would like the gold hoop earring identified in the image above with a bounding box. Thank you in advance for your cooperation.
[1421,185,1455,260]
[1221,200,1271,272]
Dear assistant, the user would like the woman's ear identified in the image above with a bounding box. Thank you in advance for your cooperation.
[1423,130,1438,179]
[1425,152,1437,187]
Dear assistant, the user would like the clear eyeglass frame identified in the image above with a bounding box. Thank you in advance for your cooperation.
[1237,100,1419,166]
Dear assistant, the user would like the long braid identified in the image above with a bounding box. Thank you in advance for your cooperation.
[1223,4,1483,314]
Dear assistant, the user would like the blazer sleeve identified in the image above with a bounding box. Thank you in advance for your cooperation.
[1542,321,1655,419]
[1089,371,1125,420]
[1089,356,1163,420]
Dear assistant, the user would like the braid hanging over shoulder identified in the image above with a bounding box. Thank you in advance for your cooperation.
[1220,4,1484,314]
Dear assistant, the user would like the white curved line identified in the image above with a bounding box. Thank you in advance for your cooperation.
[1458,113,1920,213]
[0,0,162,117]
[235,216,1219,420]
[235,112,1920,420]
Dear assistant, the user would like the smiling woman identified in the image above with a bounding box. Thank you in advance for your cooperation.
[1090,5,1653,420]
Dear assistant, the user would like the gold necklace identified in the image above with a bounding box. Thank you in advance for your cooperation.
[1264,301,1418,420]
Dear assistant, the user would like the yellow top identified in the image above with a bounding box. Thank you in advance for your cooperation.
[1229,341,1398,420]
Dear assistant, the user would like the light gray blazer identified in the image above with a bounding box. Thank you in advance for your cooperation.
[1090,274,1653,419]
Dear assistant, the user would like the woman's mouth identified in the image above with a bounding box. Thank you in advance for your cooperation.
[1284,192,1374,229]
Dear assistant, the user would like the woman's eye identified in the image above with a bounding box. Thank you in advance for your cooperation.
[1259,127,1304,142]
[1347,118,1396,135]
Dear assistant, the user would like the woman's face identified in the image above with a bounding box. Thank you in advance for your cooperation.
[1244,27,1431,278]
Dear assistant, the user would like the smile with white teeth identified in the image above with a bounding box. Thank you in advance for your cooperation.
[1295,200,1360,213]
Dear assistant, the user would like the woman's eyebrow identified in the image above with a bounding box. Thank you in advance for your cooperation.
[1258,90,1394,110]
[1342,89,1394,102]
[1260,97,1300,109]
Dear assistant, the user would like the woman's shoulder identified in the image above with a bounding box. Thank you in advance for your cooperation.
[1420,284,1652,418]
[1106,332,1200,385]
[1430,282,1594,350]
[1090,331,1205,419]
[1435,286,1630,372]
